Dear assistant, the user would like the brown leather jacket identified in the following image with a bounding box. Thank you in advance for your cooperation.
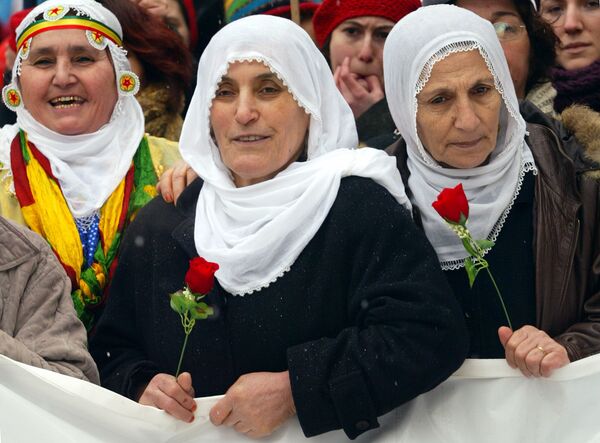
[387,104,600,362]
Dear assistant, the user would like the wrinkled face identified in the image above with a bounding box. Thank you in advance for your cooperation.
[456,0,531,98]
[19,29,118,135]
[540,0,600,70]
[416,50,502,169]
[210,61,310,188]
[329,16,394,88]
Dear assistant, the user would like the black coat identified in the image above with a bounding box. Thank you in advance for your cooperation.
[90,176,468,439]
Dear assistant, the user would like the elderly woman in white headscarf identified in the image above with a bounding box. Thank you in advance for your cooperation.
[90,15,468,439]
[0,0,180,329]
[385,6,600,378]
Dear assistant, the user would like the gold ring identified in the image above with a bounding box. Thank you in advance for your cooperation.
[536,345,546,354]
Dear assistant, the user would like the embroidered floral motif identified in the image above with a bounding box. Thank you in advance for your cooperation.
[44,5,67,21]
[86,29,108,50]
[2,86,22,110]
[118,71,140,96]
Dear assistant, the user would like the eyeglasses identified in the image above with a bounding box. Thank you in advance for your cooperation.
[540,0,600,26]
[492,20,527,41]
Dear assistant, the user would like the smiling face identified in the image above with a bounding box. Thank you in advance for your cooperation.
[540,0,600,70]
[328,16,394,88]
[416,50,502,169]
[19,29,118,135]
[455,0,531,98]
[210,61,310,188]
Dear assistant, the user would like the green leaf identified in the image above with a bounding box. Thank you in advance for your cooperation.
[464,257,482,288]
[191,302,214,320]
[475,239,495,251]
[169,292,187,314]
[461,238,478,257]
[459,212,467,227]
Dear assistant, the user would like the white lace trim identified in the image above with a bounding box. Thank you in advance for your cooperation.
[440,162,538,271]
[413,41,522,168]
[207,57,314,120]
[229,265,292,296]
[75,210,100,232]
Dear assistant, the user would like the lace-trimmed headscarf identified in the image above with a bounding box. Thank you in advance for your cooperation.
[180,15,410,295]
[0,0,144,218]
[384,5,537,270]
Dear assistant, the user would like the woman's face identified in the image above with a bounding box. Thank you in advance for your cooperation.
[165,0,190,47]
[456,0,531,98]
[328,16,394,88]
[416,50,502,169]
[210,61,310,188]
[540,0,600,70]
[19,29,118,135]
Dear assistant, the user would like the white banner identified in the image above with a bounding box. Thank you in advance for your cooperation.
[1,353,600,442]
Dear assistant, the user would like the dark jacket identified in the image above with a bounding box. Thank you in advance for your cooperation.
[90,177,469,440]
[387,103,600,362]
[356,98,397,149]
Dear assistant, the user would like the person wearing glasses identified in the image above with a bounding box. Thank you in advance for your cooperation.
[538,0,600,114]
[421,1,556,109]
[385,4,600,378]
[421,1,600,181]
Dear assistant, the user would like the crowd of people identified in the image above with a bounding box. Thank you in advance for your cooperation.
[0,0,598,440]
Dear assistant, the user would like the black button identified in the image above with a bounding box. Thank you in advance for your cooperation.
[355,420,370,431]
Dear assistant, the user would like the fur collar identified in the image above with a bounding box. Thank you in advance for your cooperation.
[561,105,600,179]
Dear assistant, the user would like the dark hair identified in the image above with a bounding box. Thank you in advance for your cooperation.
[98,0,193,113]
[513,2,557,92]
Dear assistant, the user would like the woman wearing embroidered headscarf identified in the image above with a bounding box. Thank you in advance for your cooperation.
[0,0,181,329]
[90,15,468,439]
[385,5,600,378]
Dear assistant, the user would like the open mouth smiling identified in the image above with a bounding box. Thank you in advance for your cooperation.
[49,96,85,109]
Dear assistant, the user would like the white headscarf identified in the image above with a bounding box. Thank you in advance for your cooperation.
[384,5,537,270]
[1,0,144,218]
[180,15,410,296]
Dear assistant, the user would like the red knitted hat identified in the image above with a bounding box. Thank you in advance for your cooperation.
[8,8,33,52]
[312,0,421,48]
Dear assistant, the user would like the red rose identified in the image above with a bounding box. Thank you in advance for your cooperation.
[185,257,219,294]
[432,183,469,224]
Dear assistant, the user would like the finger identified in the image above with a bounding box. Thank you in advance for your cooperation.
[365,75,385,98]
[503,328,529,369]
[524,346,545,377]
[154,392,195,422]
[540,350,569,377]
[185,167,198,187]
[342,73,369,98]
[157,377,196,411]
[172,165,190,204]
[333,65,341,84]
[234,421,253,434]
[497,326,513,349]
[223,412,241,427]
[513,334,544,377]
[157,169,174,202]
[336,75,354,103]
[210,397,233,426]
[177,373,196,409]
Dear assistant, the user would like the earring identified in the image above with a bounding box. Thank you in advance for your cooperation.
[2,84,23,111]
[117,71,140,96]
